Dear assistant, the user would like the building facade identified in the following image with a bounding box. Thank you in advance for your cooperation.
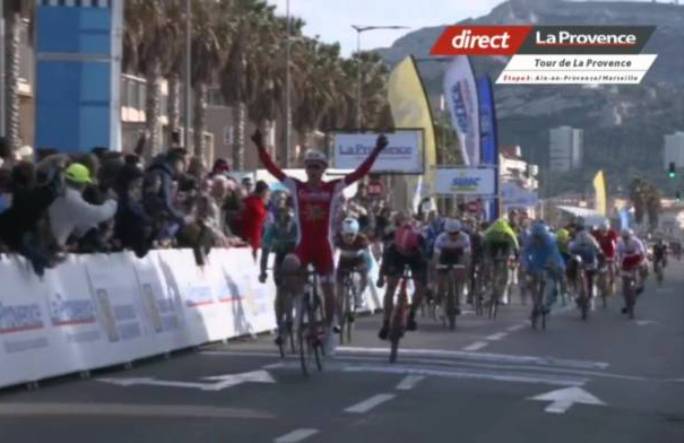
[549,126,583,172]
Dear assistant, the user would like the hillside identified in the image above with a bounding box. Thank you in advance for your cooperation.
[375,0,684,196]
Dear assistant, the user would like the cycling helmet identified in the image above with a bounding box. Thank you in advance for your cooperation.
[598,220,610,232]
[445,219,462,234]
[621,228,633,238]
[341,217,360,236]
[303,149,328,167]
[556,228,570,244]
[531,221,549,238]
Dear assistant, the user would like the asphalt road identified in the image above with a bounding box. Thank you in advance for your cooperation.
[1,261,683,443]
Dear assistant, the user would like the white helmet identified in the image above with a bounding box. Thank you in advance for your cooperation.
[621,228,633,238]
[303,149,328,167]
[341,218,360,236]
[445,219,462,234]
[599,220,610,232]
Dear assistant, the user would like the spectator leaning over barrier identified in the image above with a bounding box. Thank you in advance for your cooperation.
[0,168,11,215]
[113,164,155,258]
[48,163,118,249]
[241,180,271,260]
[142,148,188,242]
[0,161,63,275]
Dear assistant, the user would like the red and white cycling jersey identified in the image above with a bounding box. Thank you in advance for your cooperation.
[258,146,382,275]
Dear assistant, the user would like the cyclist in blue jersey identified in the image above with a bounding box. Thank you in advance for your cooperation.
[521,221,565,314]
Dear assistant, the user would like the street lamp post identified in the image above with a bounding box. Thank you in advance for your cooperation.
[284,0,291,166]
[183,0,192,151]
[351,25,408,130]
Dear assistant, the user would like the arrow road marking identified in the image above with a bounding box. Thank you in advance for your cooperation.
[529,386,606,414]
[274,428,319,443]
[98,370,275,392]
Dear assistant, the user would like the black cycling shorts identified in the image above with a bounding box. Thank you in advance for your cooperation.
[383,245,428,286]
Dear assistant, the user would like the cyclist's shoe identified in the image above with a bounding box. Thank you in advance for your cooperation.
[274,336,284,347]
[636,285,644,295]
[621,306,628,314]
[454,306,462,316]
[324,328,337,356]
[376,276,385,288]
[347,312,355,324]
[332,324,342,334]
[378,322,390,340]
[542,306,551,315]
[407,312,418,331]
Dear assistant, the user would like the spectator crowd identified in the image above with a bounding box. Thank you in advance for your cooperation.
[0,134,281,276]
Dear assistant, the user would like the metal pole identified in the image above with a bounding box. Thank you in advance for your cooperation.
[284,0,291,166]
[0,6,5,138]
[183,0,191,150]
[355,29,362,130]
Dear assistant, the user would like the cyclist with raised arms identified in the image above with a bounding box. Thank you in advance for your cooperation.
[252,130,387,354]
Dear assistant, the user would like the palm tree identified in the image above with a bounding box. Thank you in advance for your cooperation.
[219,0,274,171]
[190,0,231,160]
[3,0,32,154]
[124,0,181,157]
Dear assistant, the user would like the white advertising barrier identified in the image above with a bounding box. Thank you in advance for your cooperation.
[0,248,280,390]
[434,167,496,196]
[333,130,424,174]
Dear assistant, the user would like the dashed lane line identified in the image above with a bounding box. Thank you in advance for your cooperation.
[274,429,319,443]
[485,332,509,341]
[462,341,489,352]
[396,375,425,391]
[344,394,396,414]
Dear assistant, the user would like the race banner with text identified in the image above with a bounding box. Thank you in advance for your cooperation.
[431,26,657,85]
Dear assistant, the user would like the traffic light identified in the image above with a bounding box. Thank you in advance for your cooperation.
[668,162,676,179]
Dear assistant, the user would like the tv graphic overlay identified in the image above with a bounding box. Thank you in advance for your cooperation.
[431,26,657,85]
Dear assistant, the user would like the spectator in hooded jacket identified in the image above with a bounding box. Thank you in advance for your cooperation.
[241,180,271,260]
[143,148,188,241]
[0,161,63,275]
[113,164,154,258]
[48,163,118,249]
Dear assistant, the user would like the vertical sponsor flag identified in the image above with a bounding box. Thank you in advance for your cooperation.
[444,56,480,166]
[387,56,438,211]
[477,75,499,220]
[593,170,607,216]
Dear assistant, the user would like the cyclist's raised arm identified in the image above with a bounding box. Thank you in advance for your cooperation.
[252,130,286,181]
[343,134,388,186]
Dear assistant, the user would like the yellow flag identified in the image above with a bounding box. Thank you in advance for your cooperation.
[593,170,607,216]
[387,56,437,211]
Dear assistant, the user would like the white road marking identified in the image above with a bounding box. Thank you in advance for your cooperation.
[274,428,319,443]
[0,402,273,419]
[344,393,396,414]
[336,347,610,370]
[485,332,509,341]
[529,386,605,414]
[506,324,527,332]
[463,341,489,352]
[98,370,275,392]
[635,320,656,326]
[343,364,586,387]
[396,375,425,391]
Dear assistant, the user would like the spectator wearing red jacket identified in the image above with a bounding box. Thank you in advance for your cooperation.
[241,180,271,260]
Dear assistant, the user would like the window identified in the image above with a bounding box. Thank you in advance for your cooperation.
[224,126,233,145]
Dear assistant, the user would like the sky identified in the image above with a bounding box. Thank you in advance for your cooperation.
[268,0,655,58]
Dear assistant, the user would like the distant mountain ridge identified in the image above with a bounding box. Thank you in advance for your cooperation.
[375,0,684,196]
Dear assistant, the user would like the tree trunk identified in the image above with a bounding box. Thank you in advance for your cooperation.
[192,82,207,160]
[232,101,246,170]
[5,9,21,153]
[167,73,180,140]
[144,58,162,158]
